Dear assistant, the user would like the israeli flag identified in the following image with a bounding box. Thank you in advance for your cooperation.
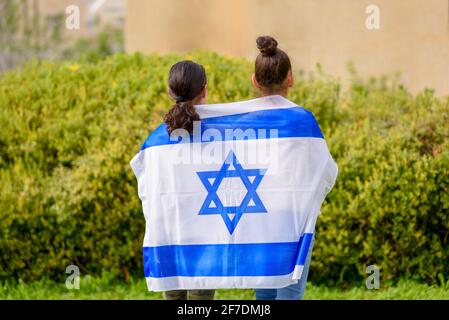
[131,95,338,291]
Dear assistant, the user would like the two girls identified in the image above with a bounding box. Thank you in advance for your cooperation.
[159,36,314,300]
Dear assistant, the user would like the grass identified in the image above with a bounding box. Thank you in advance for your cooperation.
[1,275,448,300]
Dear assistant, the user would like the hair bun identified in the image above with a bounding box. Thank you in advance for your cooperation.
[256,36,278,57]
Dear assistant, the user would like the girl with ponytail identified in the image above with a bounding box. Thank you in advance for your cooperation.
[161,61,214,301]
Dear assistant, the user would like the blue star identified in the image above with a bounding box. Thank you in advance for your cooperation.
[197,150,267,235]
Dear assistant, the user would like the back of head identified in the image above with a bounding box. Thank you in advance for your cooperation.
[255,36,292,94]
[164,61,207,134]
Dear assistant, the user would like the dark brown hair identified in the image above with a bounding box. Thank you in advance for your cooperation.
[255,36,292,94]
[164,61,207,134]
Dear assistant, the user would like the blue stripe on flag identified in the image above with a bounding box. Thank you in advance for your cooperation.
[140,107,323,151]
[295,232,313,266]
[143,234,313,278]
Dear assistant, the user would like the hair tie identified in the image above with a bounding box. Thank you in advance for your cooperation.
[175,95,189,104]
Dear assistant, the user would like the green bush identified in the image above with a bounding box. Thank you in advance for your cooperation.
[0,52,448,285]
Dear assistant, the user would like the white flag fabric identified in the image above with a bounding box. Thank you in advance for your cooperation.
[130,95,338,292]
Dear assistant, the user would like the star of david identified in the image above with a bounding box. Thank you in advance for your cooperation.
[197,150,267,235]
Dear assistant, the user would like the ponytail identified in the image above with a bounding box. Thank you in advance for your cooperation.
[164,101,200,134]
[164,60,206,135]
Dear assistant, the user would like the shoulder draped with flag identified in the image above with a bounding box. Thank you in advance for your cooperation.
[130,95,338,291]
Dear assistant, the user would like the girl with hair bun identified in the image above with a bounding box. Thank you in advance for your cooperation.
[252,36,315,301]
[252,35,294,97]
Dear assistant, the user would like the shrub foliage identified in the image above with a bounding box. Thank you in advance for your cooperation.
[1,52,448,285]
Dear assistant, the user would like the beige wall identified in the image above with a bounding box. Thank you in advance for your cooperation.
[126,0,449,95]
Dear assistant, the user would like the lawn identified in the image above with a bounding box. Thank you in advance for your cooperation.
[1,275,448,300]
